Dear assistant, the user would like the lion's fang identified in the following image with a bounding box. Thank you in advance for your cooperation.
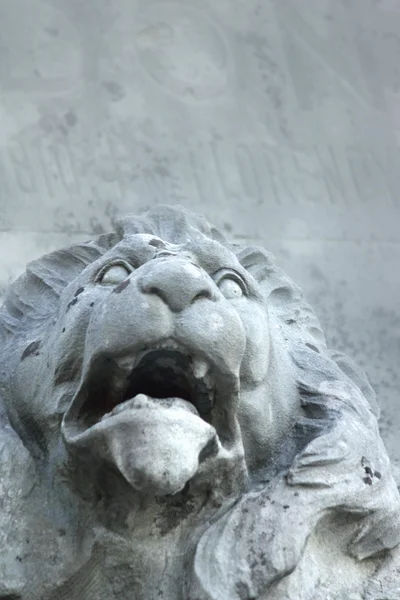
[192,358,209,380]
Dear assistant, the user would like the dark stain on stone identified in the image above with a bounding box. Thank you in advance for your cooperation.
[235,581,252,599]
[310,265,327,282]
[155,485,195,536]
[198,436,219,464]
[74,286,85,297]
[90,217,105,234]
[21,340,41,361]
[62,327,66,333]
[66,297,78,311]
[65,111,77,128]
[149,237,165,248]
[102,81,125,101]
[45,27,59,37]
[283,505,290,510]
[90,302,95,307]
[306,343,320,353]
[113,279,130,294]
[363,476,373,485]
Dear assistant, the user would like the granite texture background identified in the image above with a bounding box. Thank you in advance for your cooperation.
[0,0,399,471]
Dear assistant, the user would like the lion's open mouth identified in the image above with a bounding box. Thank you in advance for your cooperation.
[76,340,215,430]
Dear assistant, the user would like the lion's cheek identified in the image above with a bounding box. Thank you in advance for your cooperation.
[176,303,247,377]
[65,400,218,496]
[238,302,270,384]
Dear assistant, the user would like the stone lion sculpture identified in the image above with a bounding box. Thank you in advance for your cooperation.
[0,205,399,600]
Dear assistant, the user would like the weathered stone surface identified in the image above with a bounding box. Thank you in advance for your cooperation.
[0,205,399,599]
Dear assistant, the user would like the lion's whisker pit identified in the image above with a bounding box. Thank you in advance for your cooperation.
[78,340,216,429]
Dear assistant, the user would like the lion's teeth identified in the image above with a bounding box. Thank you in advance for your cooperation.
[192,358,209,380]
[158,340,180,351]
[115,356,134,372]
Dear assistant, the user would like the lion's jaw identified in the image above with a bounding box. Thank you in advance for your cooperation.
[61,333,245,496]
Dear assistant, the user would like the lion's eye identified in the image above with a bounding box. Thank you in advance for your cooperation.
[217,276,245,299]
[98,263,132,285]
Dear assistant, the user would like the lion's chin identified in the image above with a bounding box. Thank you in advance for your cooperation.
[62,394,219,496]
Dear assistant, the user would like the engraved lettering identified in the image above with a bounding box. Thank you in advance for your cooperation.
[8,140,37,194]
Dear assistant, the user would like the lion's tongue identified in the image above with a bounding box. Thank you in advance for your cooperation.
[101,393,200,420]
[70,394,218,496]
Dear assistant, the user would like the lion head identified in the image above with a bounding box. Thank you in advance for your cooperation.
[0,206,399,600]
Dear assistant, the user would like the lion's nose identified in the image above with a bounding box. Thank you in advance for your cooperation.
[139,259,215,312]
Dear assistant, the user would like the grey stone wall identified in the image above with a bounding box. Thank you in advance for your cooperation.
[1,0,399,470]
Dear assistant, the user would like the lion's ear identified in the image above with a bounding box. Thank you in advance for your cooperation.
[0,243,106,339]
[237,245,303,306]
[236,246,275,282]
[237,246,295,308]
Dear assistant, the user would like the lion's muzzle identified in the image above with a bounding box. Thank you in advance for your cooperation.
[60,256,247,495]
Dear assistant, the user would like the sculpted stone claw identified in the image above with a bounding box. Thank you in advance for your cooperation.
[0,204,399,599]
